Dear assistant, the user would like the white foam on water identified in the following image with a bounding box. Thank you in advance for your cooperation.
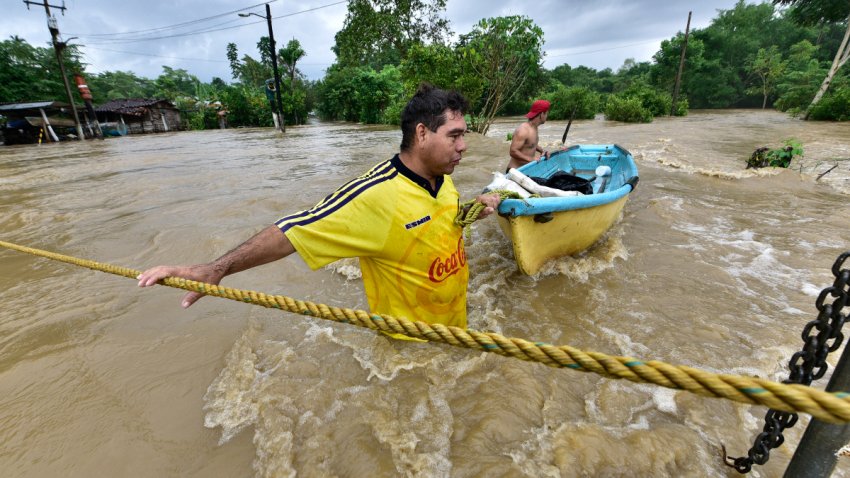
[598,325,651,357]
[506,423,562,478]
[203,324,271,445]
[651,194,686,212]
[639,140,786,180]
[801,282,825,297]
[535,226,629,280]
[649,386,678,414]
[670,211,818,314]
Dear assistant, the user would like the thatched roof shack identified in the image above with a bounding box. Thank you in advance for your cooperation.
[95,98,182,134]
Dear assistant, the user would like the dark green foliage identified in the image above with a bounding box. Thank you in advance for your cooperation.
[672,97,689,116]
[0,36,87,103]
[550,64,615,93]
[86,70,156,102]
[332,0,450,70]
[808,88,850,120]
[604,95,653,123]
[457,16,545,134]
[621,81,673,117]
[774,0,850,26]
[542,85,600,120]
[773,40,826,113]
[399,43,469,97]
[746,139,804,168]
[316,65,404,124]
[538,1,847,121]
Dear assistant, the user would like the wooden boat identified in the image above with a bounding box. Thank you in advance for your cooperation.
[496,144,639,275]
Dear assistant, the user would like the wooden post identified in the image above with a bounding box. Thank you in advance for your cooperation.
[670,11,692,117]
[39,108,59,142]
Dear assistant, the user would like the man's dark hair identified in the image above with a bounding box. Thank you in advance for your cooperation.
[400,83,468,151]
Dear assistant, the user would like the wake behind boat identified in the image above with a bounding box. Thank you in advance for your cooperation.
[493,144,639,275]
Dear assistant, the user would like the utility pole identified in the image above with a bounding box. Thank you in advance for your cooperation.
[265,3,285,133]
[74,73,103,139]
[239,3,285,132]
[670,11,691,117]
[23,0,85,140]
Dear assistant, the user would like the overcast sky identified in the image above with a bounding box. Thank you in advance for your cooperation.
[3,0,755,83]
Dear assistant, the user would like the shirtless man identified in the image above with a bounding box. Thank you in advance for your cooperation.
[506,99,550,172]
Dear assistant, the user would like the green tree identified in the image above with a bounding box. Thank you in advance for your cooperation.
[604,95,653,123]
[612,58,653,93]
[333,0,451,69]
[653,1,814,107]
[316,65,404,124]
[226,43,240,81]
[225,42,271,87]
[87,70,156,101]
[399,43,484,112]
[458,16,545,134]
[775,40,828,112]
[747,46,787,108]
[650,34,706,105]
[774,0,850,118]
[0,36,86,103]
[154,66,199,101]
[542,84,601,120]
[549,64,614,92]
[257,37,273,68]
[279,39,306,124]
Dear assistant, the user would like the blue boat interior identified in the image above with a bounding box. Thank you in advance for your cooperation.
[498,144,640,217]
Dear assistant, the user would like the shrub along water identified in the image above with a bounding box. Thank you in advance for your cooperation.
[746,139,804,169]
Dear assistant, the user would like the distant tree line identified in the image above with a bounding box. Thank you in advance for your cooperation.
[1,0,847,131]
[0,34,314,130]
[315,0,848,127]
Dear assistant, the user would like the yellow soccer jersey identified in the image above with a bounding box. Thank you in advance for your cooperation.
[275,155,469,331]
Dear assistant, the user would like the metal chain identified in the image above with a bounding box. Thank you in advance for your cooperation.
[726,252,850,473]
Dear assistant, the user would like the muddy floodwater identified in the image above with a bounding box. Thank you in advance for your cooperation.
[1,110,849,477]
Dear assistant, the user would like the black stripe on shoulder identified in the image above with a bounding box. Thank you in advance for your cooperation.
[311,160,394,210]
[276,167,398,232]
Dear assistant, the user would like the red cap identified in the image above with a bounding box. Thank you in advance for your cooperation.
[525,99,550,119]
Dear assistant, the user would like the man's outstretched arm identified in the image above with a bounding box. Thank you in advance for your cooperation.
[137,225,295,308]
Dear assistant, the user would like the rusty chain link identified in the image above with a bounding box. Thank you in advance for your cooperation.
[726,252,850,473]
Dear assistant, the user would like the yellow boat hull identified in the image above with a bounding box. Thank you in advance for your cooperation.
[498,195,629,275]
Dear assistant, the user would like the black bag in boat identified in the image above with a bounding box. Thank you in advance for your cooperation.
[530,172,593,195]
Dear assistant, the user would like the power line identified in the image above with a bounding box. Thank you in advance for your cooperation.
[65,0,278,38]
[66,0,348,45]
[81,18,257,45]
[85,45,229,63]
[545,39,660,59]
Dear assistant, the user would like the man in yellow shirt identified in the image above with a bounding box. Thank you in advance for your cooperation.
[137,84,500,333]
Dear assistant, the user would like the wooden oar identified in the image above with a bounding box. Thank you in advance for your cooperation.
[561,104,579,145]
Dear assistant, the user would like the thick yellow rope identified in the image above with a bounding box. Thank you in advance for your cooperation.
[3,238,850,423]
[454,190,524,229]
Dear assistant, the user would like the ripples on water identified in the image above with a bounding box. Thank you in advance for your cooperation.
[1,111,849,477]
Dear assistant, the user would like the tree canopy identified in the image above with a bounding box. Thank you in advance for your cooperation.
[332,0,451,69]
[3,0,848,131]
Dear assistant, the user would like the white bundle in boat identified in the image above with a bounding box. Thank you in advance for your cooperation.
[506,168,582,197]
[483,172,532,198]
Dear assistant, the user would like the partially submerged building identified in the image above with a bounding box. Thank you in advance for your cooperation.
[0,101,79,145]
[94,98,182,135]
